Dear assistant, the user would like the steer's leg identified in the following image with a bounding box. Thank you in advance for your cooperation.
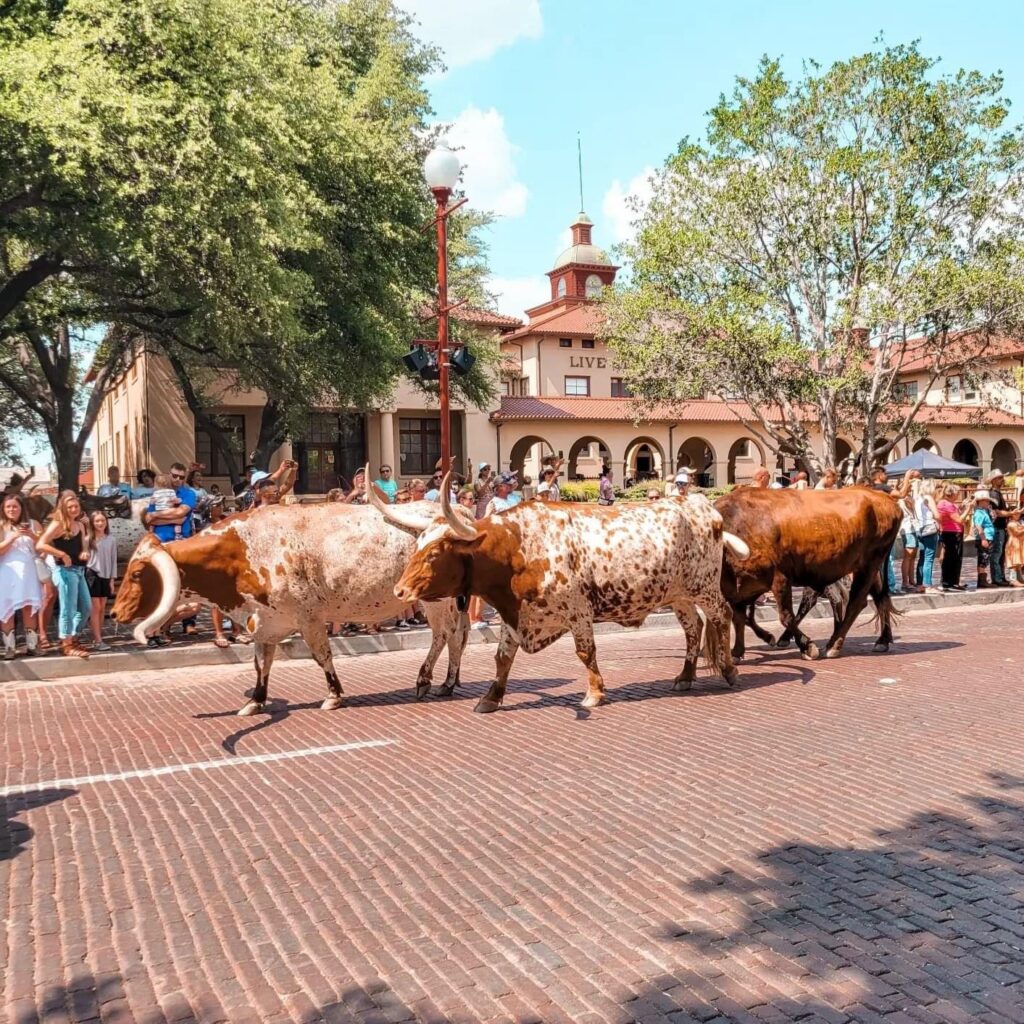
[572,622,607,708]
[773,576,820,660]
[745,601,778,648]
[868,569,896,653]
[672,603,703,691]
[239,641,277,716]
[773,587,816,649]
[824,565,877,658]
[436,609,470,698]
[731,602,749,660]
[416,602,450,700]
[301,624,344,710]
[475,624,520,714]
[703,593,739,687]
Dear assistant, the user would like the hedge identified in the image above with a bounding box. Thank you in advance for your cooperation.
[558,482,736,503]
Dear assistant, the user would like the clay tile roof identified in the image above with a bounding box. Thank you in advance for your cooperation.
[496,395,1024,428]
[506,303,606,340]
[892,333,1024,374]
[452,305,522,329]
[495,396,761,423]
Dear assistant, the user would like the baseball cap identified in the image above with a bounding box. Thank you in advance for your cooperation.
[498,472,517,486]
[674,471,690,484]
[478,461,490,470]
[250,470,270,486]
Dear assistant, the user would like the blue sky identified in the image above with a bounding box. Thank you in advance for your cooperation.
[404,0,1024,317]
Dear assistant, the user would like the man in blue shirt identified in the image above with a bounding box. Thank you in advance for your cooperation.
[143,462,197,542]
[96,465,133,500]
[373,465,398,503]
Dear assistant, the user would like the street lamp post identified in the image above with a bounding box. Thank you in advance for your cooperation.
[423,143,464,475]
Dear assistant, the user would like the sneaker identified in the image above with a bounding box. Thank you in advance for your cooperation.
[94,642,112,652]
[147,636,170,649]
[395,620,411,631]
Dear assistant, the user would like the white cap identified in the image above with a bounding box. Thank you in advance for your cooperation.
[674,472,690,484]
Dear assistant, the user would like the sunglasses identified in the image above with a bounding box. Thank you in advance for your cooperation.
[171,473,185,481]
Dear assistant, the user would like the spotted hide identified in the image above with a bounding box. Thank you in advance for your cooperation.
[393,481,748,713]
[110,501,470,716]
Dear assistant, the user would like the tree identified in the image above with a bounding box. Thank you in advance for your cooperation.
[0,0,497,488]
[603,43,1024,479]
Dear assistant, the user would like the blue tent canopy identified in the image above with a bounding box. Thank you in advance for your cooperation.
[883,449,981,479]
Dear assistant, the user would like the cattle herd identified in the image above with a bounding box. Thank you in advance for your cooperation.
[110,469,902,716]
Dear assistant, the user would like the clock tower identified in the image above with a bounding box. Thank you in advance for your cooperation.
[547,211,619,303]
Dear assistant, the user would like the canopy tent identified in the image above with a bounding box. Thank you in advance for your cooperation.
[883,449,981,479]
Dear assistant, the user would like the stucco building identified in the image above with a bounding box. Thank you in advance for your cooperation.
[91,210,1024,494]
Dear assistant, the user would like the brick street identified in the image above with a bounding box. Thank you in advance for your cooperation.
[3,603,1024,1024]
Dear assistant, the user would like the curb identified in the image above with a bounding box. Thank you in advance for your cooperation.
[2,587,1021,684]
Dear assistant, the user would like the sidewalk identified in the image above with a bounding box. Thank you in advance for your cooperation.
[2,586,1021,684]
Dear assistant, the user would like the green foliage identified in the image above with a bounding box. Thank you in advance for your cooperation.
[559,481,735,503]
[0,0,497,484]
[604,42,1024,479]
[558,480,601,502]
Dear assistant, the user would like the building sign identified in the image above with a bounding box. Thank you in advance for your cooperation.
[569,356,607,368]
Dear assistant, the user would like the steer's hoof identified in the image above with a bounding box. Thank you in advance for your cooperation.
[415,681,431,701]
[671,677,693,693]
[724,669,740,688]
[473,698,502,714]
[320,696,344,711]
[237,700,265,717]
[802,642,821,661]
[872,642,890,654]
[580,693,608,708]
[774,638,792,650]
[824,645,843,660]
[434,682,456,698]
[765,634,778,648]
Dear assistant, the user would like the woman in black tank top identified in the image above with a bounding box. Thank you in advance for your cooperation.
[36,491,92,658]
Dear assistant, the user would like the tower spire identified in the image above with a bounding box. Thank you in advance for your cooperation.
[577,132,584,212]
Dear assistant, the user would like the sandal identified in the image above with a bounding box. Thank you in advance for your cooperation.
[61,640,90,659]
[233,633,253,645]
[214,635,231,649]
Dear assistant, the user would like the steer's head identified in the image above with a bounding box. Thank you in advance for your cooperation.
[110,533,182,645]
[394,530,478,605]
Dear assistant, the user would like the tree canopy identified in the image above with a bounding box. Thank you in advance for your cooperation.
[603,42,1024,478]
[0,0,496,486]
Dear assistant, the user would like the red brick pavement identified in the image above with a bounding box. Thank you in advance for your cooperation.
[2,604,1024,1024]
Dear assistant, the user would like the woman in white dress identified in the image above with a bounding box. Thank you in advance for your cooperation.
[0,493,43,658]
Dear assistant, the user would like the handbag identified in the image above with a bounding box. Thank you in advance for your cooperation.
[918,520,938,537]
[35,557,52,584]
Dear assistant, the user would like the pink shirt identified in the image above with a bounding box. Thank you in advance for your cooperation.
[937,499,962,534]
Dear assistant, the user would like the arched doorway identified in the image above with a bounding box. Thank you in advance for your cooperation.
[624,437,665,484]
[508,434,554,483]
[991,438,1019,475]
[913,437,940,455]
[677,437,716,487]
[568,436,612,481]
[953,439,980,468]
[727,437,764,485]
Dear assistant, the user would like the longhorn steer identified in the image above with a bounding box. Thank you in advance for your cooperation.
[392,481,749,713]
[715,487,901,660]
[110,501,470,715]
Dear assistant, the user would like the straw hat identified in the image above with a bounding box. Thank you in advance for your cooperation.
[973,487,992,502]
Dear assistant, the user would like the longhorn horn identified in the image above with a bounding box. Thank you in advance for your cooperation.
[364,463,434,531]
[132,543,182,645]
[440,471,477,540]
[723,531,750,560]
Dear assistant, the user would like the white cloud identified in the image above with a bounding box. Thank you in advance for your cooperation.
[400,0,543,70]
[602,166,656,244]
[447,106,528,217]
[489,275,550,318]
[554,226,572,255]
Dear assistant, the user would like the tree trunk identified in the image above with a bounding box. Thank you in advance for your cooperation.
[252,400,287,468]
[47,395,85,492]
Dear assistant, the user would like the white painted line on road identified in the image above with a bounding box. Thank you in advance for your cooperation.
[0,739,397,797]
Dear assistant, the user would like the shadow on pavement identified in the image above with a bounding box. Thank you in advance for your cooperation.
[651,779,1024,1020]
[0,788,77,863]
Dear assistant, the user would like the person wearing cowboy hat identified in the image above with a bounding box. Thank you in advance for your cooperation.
[985,470,1011,585]
[972,487,996,589]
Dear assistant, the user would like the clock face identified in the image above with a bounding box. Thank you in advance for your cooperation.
[556,277,567,298]
[585,274,603,299]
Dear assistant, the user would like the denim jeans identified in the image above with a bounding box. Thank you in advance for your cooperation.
[990,529,1007,584]
[52,564,91,639]
[917,532,939,587]
[886,544,898,591]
